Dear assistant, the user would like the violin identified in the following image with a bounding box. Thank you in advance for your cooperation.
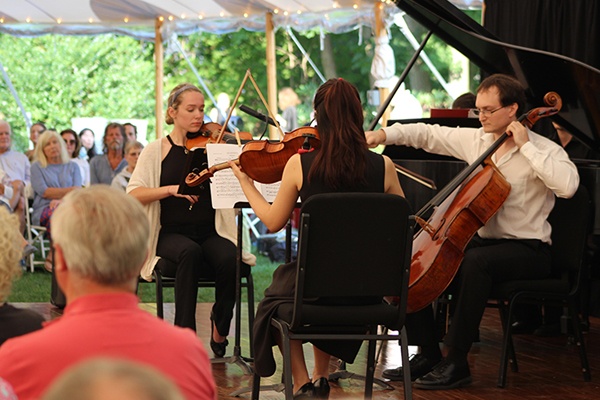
[185,122,253,150]
[185,126,320,187]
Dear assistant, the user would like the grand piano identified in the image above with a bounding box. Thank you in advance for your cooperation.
[385,0,600,234]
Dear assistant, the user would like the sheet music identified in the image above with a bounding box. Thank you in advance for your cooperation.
[206,143,281,209]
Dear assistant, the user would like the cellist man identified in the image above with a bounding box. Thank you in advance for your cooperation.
[365,73,579,390]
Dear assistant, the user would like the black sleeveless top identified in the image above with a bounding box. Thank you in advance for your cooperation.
[299,149,385,201]
[159,136,215,235]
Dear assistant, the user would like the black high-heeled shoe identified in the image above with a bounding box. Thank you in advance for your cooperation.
[210,313,228,358]
[312,377,330,399]
[293,381,315,399]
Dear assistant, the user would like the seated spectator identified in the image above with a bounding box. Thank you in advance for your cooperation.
[78,128,98,161]
[0,206,45,346]
[42,358,185,400]
[0,186,216,400]
[30,130,82,271]
[111,141,143,191]
[0,120,30,235]
[123,122,138,142]
[89,123,127,185]
[60,129,90,187]
[25,122,47,162]
[452,92,476,109]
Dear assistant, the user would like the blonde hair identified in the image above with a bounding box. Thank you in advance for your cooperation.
[52,186,149,285]
[34,130,71,167]
[42,358,185,400]
[165,83,202,125]
[125,140,144,155]
[278,87,300,110]
[0,207,22,302]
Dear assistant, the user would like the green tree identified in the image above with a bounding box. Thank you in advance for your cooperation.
[0,34,155,151]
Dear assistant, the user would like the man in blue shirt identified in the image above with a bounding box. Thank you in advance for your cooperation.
[89,123,127,185]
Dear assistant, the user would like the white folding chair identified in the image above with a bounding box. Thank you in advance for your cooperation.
[25,204,49,272]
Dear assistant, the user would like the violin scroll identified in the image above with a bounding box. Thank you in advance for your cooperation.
[521,91,562,129]
[185,168,213,187]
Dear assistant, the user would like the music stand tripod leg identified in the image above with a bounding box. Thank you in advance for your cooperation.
[214,208,253,375]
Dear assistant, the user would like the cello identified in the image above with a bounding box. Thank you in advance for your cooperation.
[405,92,562,313]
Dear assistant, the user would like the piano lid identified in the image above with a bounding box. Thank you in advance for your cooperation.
[395,0,600,152]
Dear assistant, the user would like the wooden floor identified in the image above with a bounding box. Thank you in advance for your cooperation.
[17,301,600,399]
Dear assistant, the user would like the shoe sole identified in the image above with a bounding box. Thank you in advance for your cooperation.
[382,373,418,382]
[413,376,473,390]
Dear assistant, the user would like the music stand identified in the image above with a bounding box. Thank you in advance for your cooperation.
[211,205,253,375]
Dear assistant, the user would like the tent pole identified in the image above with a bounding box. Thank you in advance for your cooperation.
[155,17,164,139]
[266,12,278,139]
[0,58,31,130]
[374,3,391,129]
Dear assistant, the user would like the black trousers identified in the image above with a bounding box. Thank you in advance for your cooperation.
[406,236,551,354]
[157,230,245,334]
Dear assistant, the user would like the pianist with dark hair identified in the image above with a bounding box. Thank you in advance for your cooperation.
[366,73,579,390]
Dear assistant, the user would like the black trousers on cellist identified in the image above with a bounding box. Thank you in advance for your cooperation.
[405,235,552,355]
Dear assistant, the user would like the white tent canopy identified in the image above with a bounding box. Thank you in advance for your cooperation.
[0,0,482,136]
[0,0,481,38]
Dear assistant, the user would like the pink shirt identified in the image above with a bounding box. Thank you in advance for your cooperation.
[0,293,216,400]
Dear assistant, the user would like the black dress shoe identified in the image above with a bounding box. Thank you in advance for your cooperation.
[381,353,441,381]
[209,313,228,358]
[313,377,330,399]
[293,381,315,399]
[413,359,472,390]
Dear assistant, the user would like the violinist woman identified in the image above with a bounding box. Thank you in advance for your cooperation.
[128,83,256,357]
[366,74,579,390]
[230,78,404,398]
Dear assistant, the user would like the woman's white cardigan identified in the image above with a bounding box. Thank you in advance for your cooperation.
[127,139,256,280]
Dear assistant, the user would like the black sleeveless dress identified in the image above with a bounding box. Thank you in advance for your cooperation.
[252,149,386,377]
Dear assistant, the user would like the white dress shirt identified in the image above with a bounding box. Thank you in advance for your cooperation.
[382,123,579,243]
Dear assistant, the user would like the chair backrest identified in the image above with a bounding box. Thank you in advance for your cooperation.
[547,185,591,288]
[291,193,413,327]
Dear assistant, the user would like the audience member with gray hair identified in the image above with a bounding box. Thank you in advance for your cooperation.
[42,358,185,400]
[89,123,127,185]
[0,186,216,400]
[0,119,30,234]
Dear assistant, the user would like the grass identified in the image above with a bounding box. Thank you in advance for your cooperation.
[9,251,279,304]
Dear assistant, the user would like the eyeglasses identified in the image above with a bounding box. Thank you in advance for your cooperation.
[64,140,76,144]
[472,105,505,117]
